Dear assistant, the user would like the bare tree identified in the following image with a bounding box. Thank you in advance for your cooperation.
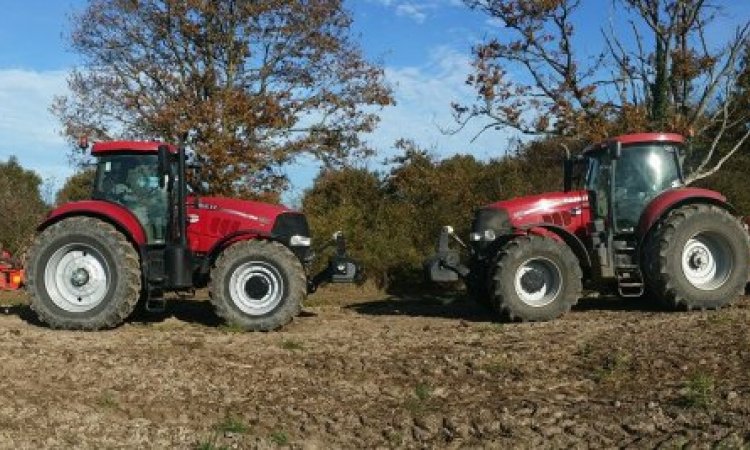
[456,0,750,182]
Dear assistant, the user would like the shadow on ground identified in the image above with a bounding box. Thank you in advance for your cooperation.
[127,297,223,327]
[2,291,678,330]
[347,293,672,322]
[345,295,495,322]
[0,304,44,326]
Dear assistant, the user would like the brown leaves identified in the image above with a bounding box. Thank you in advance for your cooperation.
[54,0,393,200]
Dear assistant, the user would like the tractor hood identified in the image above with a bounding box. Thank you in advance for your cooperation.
[196,196,291,227]
[484,190,588,228]
[190,196,306,238]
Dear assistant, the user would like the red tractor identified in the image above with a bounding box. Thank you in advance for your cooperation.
[427,133,750,321]
[26,141,357,331]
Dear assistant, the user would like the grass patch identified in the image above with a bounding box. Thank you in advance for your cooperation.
[678,372,715,408]
[195,440,228,450]
[215,416,249,434]
[219,323,246,334]
[280,339,304,351]
[706,311,732,325]
[269,430,289,446]
[484,356,512,375]
[591,351,631,382]
[385,430,404,446]
[195,416,249,450]
[577,341,593,358]
[415,382,431,401]
[97,391,118,409]
[0,290,27,307]
[405,382,433,416]
[477,322,504,334]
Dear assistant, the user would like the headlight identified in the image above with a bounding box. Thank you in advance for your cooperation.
[470,230,497,242]
[290,235,311,246]
[471,208,510,247]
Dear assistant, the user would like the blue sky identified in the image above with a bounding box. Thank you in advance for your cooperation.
[0,0,748,203]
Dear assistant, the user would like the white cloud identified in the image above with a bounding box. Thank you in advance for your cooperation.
[284,46,516,201]
[395,3,428,23]
[0,68,73,191]
[0,62,512,205]
[364,45,515,162]
[368,0,463,23]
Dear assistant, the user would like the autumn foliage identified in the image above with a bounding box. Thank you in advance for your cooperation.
[53,0,393,202]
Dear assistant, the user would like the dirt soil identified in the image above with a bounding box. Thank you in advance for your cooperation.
[0,286,748,449]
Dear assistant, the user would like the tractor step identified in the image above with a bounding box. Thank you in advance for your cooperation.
[145,297,167,313]
[615,268,645,297]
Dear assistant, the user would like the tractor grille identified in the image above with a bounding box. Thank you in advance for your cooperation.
[271,212,310,239]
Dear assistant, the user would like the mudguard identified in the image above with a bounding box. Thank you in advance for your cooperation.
[39,200,148,246]
[518,223,592,271]
[637,188,733,238]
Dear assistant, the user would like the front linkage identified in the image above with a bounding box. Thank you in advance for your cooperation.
[424,226,470,283]
[308,231,361,293]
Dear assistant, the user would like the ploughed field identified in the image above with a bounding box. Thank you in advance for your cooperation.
[0,287,748,449]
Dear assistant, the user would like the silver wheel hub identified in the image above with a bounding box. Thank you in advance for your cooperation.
[513,257,562,307]
[681,232,733,291]
[229,261,284,316]
[71,268,90,287]
[44,244,110,312]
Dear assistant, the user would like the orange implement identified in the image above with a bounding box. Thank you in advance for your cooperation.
[0,265,24,291]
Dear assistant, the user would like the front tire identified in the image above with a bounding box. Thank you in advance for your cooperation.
[492,235,582,321]
[209,240,306,331]
[647,204,750,310]
[26,217,142,330]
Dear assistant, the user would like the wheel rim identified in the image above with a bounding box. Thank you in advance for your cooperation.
[229,261,285,316]
[681,231,733,291]
[43,243,110,313]
[513,257,562,307]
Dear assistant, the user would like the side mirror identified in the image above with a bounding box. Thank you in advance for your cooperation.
[609,141,622,159]
[157,145,170,188]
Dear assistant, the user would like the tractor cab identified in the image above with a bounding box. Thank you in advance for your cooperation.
[91,143,174,244]
[578,133,685,233]
[568,133,688,294]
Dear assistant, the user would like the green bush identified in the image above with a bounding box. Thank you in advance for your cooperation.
[0,156,48,256]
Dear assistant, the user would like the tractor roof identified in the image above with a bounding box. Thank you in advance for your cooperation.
[91,141,178,156]
[582,132,685,155]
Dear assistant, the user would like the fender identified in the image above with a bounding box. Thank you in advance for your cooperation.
[637,188,734,238]
[199,229,272,274]
[516,223,592,271]
[39,200,148,247]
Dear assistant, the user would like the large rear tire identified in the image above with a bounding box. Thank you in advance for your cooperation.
[26,217,142,330]
[209,240,306,331]
[492,235,582,321]
[647,204,750,310]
